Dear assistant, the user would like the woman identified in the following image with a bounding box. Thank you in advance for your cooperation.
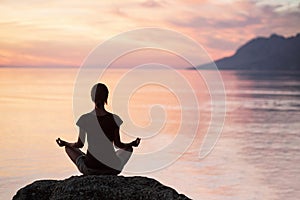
[56,83,140,175]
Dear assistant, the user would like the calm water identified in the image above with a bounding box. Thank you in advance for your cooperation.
[0,68,299,199]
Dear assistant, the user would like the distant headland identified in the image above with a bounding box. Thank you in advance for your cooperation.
[197,33,300,70]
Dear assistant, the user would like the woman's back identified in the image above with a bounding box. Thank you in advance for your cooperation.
[77,111,122,170]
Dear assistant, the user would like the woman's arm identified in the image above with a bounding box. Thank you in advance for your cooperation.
[113,128,140,149]
[56,128,85,148]
[71,136,84,148]
[72,128,85,148]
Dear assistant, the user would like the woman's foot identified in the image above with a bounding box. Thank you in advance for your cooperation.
[56,138,67,147]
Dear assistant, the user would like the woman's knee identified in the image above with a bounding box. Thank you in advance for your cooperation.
[65,146,77,158]
[65,146,71,154]
[65,146,81,154]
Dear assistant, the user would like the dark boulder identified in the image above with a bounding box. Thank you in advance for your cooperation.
[13,175,191,200]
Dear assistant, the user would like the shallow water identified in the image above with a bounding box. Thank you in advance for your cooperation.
[0,68,299,199]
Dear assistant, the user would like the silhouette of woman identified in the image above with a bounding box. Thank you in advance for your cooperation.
[56,83,140,175]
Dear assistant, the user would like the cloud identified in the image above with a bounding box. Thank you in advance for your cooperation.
[140,0,163,8]
[169,15,261,29]
[168,1,289,30]
[255,0,300,12]
[212,16,261,29]
[0,36,95,67]
[0,0,299,67]
[165,0,300,59]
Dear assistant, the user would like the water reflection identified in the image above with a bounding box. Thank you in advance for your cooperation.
[0,69,299,199]
[227,70,300,199]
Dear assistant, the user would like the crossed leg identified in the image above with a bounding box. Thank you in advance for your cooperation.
[56,138,85,165]
[116,146,133,170]
[57,138,135,172]
[65,146,85,165]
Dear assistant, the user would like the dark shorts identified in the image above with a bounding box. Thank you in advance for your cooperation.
[75,155,119,175]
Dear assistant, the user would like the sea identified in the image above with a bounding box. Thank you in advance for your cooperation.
[0,68,299,200]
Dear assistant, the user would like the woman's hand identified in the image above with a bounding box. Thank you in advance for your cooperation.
[56,138,67,147]
[131,138,141,147]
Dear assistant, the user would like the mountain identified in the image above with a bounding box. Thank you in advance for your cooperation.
[197,33,300,70]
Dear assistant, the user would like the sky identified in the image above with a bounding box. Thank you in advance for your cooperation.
[0,0,299,68]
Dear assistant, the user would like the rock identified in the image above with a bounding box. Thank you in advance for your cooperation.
[13,175,191,200]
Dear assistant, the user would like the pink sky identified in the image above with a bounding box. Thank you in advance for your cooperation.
[0,0,299,68]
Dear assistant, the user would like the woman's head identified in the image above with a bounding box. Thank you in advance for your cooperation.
[91,83,109,107]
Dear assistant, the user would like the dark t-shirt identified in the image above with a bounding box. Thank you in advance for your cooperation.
[76,110,123,170]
